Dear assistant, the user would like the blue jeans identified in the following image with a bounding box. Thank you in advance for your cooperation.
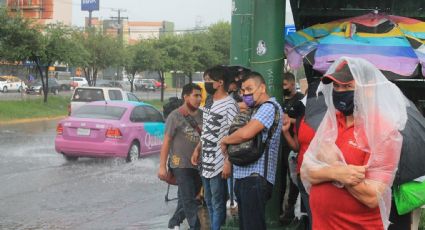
[202,174,227,230]
[235,175,273,230]
[227,176,236,201]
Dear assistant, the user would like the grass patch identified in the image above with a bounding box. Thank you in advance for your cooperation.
[0,96,70,122]
[142,99,167,111]
[0,97,168,122]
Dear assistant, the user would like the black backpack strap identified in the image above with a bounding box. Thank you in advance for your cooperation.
[256,101,280,180]
[178,107,202,135]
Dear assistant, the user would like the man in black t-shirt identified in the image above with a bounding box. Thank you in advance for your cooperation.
[279,72,305,225]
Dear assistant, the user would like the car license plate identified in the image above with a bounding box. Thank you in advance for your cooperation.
[77,128,90,136]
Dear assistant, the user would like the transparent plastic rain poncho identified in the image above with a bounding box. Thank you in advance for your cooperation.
[300,57,409,229]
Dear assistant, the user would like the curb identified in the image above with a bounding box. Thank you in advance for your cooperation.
[0,115,67,126]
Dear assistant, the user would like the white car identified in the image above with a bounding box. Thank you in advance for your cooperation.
[69,87,141,115]
[70,77,89,88]
[0,76,27,93]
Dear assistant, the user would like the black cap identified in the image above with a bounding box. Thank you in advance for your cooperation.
[322,61,354,84]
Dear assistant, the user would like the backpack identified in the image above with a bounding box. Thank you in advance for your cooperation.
[227,101,280,167]
[163,97,183,119]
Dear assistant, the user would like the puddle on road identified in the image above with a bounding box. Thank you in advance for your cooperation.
[56,156,161,185]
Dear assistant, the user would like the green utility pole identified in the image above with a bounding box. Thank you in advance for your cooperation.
[250,0,285,229]
[225,0,285,229]
[229,0,254,68]
[250,0,285,104]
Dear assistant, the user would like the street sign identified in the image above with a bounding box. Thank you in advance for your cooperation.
[81,0,99,11]
[284,25,296,36]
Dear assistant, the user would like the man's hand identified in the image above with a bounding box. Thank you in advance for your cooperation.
[334,164,366,186]
[282,114,291,133]
[238,102,248,112]
[191,149,200,166]
[157,165,168,181]
[220,136,228,157]
[222,158,231,179]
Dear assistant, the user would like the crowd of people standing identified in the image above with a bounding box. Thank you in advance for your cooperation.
[158,57,419,230]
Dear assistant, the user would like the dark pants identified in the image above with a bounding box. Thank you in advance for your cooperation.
[279,146,299,215]
[168,168,202,230]
[389,199,412,230]
[297,175,312,230]
[235,175,273,230]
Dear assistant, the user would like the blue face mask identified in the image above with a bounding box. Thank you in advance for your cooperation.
[242,93,255,108]
[332,90,354,116]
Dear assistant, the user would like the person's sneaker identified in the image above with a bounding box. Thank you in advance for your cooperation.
[169,226,179,230]
[226,199,238,209]
[279,212,295,225]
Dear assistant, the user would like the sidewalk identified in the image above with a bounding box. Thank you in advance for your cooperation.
[0,116,66,126]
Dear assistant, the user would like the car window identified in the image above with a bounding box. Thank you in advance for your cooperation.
[127,93,139,102]
[144,106,164,122]
[130,106,150,122]
[73,105,126,120]
[72,88,105,102]
[108,90,123,100]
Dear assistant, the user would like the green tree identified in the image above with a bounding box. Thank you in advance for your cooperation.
[0,7,44,65]
[124,41,160,92]
[206,21,231,65]
[77,29,123,86]
[35,24,87,102]
[0,8,85,102]
[153,35,181,101]
[175,22,231,83]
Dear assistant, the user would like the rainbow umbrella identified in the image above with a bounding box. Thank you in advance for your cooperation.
[285,12,425,79]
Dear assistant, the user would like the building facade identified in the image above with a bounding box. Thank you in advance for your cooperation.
[85,17,174,44]
[6,0,72,25]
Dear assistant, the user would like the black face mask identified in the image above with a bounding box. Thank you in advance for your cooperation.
[204,82,216,95]
[283,88,292,96]
[332,90,354,116]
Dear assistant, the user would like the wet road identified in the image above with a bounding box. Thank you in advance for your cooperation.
[0,120,183,229]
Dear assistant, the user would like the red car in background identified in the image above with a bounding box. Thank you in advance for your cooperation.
[152,79,166,89]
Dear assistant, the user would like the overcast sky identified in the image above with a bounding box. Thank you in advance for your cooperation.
[72,0,232,29]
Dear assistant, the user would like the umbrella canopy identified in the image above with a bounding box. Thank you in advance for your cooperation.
[285,12,425,79]
[395,101,425,185]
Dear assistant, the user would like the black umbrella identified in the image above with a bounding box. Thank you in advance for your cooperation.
[394,101,425,185]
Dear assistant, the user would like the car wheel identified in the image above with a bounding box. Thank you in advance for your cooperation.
[64,155,78,162]
[2,86,7,93]
[126,141,139,163]
[53,88,59,95]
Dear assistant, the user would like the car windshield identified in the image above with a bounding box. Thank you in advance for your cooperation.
[72,88,105,102]
[72,105,126,120]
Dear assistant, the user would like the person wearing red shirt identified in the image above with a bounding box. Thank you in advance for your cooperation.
[301,57,406,230]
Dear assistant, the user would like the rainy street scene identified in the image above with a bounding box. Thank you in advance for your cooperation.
[0,120,181,229]
[2,0,425,230]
